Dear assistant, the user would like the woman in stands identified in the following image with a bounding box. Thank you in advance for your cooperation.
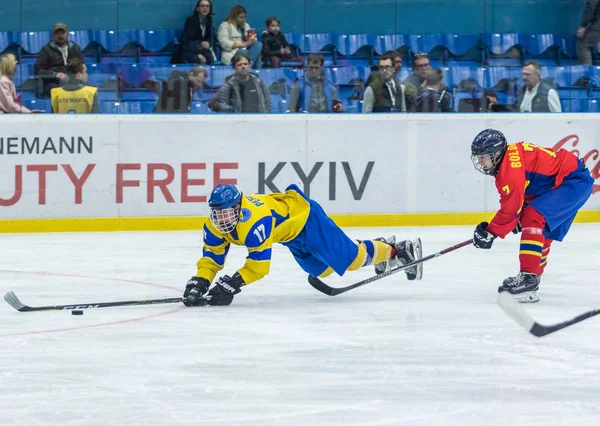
[217,5,262,69]
[181,0,215,65]
[0,54,42,114]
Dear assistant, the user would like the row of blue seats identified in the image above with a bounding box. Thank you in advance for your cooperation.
[19,96,600,114]
[13,63,600,95]
[0,30,585,59]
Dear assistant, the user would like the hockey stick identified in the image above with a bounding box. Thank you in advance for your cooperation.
[308,238,473,296]
[497,291,600,337]
[4,291,182,312]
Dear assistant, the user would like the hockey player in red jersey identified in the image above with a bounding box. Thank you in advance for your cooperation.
[470,129,594,303]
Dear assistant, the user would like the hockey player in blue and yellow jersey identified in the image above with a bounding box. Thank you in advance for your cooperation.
[183,183,423,306]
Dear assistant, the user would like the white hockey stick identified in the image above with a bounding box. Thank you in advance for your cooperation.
[497,291,600,337]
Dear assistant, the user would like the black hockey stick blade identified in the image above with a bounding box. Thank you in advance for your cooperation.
[497,291,600,337]
[308,238,473,296]
[4,291,183,312]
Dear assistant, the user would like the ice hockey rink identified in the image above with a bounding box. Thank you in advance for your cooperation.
[1,224,599,426]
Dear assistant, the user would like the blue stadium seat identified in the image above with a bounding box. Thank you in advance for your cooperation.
[406,34,442,56]
[0,31,20,53]
[367,34,403,56]
[207,65,233,88]
[443,65,485,89]
[324,66,360,85]
[70,30,95,51]
[135,29,178,52]
[99,101,120,113]
[587,99,600,112]
[22,98,51,112]
[484,33,519,55]
[284,32,303,50]
[335,34,369,56]
[561,98,588,112]
[270,94,288,113]
[443,34,481,56]
[93,30,121,53]
[484,66,523,88]
[303,33,334,52]
[20,31,51,54]
[97,89,119,101]
[121,89,159,101]
[191,100,213,114]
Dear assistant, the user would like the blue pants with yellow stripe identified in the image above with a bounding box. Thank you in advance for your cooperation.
[281,185,378,277]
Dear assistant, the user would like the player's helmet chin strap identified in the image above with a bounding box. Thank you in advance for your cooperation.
[210,206,239,234]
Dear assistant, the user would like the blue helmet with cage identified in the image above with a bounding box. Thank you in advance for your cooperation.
[471,128,508,176]
[208,184,242,233]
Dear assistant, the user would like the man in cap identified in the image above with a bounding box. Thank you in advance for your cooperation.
[34,22,84,97]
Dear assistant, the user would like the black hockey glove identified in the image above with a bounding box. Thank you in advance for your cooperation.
[473,222,496,249]
[206,272,244,306]
[183,276,210,307]
[512,220,522,234]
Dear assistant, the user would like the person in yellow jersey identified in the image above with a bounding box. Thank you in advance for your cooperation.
[183,183,423,306]
[51,58,99,114]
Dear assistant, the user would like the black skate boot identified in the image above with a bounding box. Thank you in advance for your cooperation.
[373,237,423,280]
[498,271,540,303]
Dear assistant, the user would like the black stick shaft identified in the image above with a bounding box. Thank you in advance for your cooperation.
[308,239,473,296]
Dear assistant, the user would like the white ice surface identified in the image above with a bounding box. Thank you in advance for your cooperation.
[1,225,599,426]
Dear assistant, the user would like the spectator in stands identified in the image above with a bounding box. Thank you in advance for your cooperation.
[154,66,208,113]
[362,52,411,113]
[0,54,43,113]
[388,50,403,78]
[410,68,452,112]
[288,53,343,113]
[180,0,215,65]
[516,60,561,112]
[217,5,262,69]
[208,51,271,113]
[481,90,499,112]
[50,58,98,114]
[261,17,304,68]
[34,22,83,98]
[577,0,600,64]
[403,52,430,92]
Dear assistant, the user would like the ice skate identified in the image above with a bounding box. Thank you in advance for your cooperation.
[373,236,422,280]
[498,271,540,303]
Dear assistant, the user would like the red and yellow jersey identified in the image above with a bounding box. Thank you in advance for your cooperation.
[197,187,311,285]
[488,142,580,238]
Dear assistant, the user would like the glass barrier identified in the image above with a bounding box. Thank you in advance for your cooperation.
[0,0,593,114]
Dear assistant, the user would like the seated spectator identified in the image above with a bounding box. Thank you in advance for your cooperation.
[481,90,499,112]
[217,5,262,69]
[34,22,83,98]
[154,66,207,113]
[288,53,343,113]
[388,50,402,79]
[362,52,411,113]
[0,54,42,113]
[50,58,98,114]
[208,51,271,113]
[402,52,430,92]
[180,0,215,65]
[517,60,561,112]
[261,17,304,68]
[410,68,452,112]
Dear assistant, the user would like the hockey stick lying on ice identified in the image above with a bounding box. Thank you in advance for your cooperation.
[308,238,473,296]
[497,291,600,337]
[4,291,182,312]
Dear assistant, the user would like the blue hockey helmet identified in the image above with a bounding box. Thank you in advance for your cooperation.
[208,184,242,233]
[471,128,508,176]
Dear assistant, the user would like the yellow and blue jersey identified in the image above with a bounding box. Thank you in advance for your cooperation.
[197,187,311,284]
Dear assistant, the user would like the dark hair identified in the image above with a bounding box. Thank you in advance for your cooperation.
[424,68,443,86]
[265,16,280,27]
[383,50,401,60]
[232,50,250,67]
[307,53,324,66]
[483,90,498,100]
[194,0,213,16]
[379,52,396,64]
[412,52,429,66]
[66,58,85,75]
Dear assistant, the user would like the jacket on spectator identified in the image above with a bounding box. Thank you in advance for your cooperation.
[411,88,452,112]
[581,0,600,30]
[180,14,215,62]
[0,75,31,113]
[51,80,99,114]
[34,41,83,80]
[217,21,252,65]
[209,73,271,113]
[288,74,340,113]
[402,73,424,91]
[261,32,289,60]
[153,71,195,113]
[363,77,409,112]
[515,82,554,112]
